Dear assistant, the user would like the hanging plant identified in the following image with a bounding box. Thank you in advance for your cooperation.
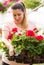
[0,27,44,63]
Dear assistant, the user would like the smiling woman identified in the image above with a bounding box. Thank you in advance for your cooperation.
[2,2,36,65]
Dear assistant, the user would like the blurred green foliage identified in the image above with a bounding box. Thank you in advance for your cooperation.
[23,0,41,9]
[0,2,7,13]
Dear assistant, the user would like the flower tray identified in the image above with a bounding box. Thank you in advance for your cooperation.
[8,55,44,65]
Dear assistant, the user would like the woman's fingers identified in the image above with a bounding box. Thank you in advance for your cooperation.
[9,47,14,56]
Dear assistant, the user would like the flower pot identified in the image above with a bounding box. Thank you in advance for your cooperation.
[8,55,33,64]
[23,56,32,64]
[8,56,15,61]
[8,55,30,65]
[15,55,23,63]
[40,55,44,63]
[33,56,40,63]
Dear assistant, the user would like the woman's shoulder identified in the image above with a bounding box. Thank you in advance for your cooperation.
[3,21,16,30]
[4,21,14,26]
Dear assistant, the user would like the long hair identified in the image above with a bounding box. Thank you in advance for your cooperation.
[12,2,28,30]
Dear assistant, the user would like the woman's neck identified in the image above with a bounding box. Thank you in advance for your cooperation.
[15,22,21,27]
[14,19,28,30]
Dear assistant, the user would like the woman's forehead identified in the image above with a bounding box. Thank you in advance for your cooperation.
[12,9,24,14]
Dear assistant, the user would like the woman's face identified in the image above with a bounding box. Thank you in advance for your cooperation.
[12,9,24,24]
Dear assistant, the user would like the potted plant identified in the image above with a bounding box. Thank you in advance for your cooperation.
[0,28,44,64]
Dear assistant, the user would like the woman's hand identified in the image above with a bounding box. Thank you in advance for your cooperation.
[9,46,14,56]
[8,46,15,61]
[2,38,14,56]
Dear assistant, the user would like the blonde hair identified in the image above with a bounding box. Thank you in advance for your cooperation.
[21,10,28,30]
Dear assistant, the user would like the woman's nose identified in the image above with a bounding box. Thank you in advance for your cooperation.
[16,16,19,20]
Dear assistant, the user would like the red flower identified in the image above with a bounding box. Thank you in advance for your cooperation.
[33,28,37,31]
[26,30,35,36]
[18,33,22,36]
[35,35,43,41]
[12,28,18,33]
[7,33,13,39]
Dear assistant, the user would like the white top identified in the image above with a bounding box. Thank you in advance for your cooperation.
[2,18,36,39]
[2,18,36,64]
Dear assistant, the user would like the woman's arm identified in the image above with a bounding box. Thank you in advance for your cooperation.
[2,38,13,49]
[2,24,14,56]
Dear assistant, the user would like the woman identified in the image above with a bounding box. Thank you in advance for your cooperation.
[2,2,36,65]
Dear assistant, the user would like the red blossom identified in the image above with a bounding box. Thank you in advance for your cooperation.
[35,35,43,41]
[33,28,37,31]
[18,33,22,36]
[12,28,18,33]
[26,30,35,36]
[7,33,13,39]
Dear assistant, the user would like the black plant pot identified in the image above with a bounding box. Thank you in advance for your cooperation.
[14,54,32,64]
[40,55,44,63]
[8,55,15,61]
[33,56,40,63]
[8,55,44,65]
[23,56,32,64]
[15,55,23,63]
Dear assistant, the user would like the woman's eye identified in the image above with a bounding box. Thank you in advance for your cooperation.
[18,14,21,16]
[13,14,21,17]
[14,15,16,17]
